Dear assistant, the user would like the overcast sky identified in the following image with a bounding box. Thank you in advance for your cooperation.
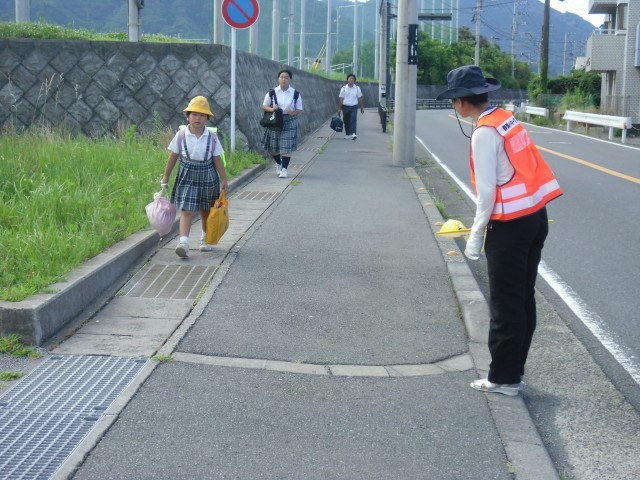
[542,0,605,27]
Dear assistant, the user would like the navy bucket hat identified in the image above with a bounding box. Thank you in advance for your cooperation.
[436,65,501,100]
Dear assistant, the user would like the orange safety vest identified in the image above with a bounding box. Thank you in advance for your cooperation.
[470,108,562,221]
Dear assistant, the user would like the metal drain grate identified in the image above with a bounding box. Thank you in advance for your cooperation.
[123,264,215,299]
[0,355,147,479]
[234,191,280,201]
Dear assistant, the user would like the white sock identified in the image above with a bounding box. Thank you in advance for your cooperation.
[200,231,206,240]
[180,236,189,244]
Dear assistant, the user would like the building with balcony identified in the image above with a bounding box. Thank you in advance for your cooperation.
[586,0,640,123]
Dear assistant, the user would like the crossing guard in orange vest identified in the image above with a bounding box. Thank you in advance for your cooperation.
[436,65,562,396]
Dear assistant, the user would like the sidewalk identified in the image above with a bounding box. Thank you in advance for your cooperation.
[1,112,557,480]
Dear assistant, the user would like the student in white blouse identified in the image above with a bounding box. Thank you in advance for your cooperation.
[261,69,303,178]
[337,74,364,140]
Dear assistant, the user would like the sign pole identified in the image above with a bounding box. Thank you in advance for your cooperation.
[221,0,260,152]
[231,27,236,152]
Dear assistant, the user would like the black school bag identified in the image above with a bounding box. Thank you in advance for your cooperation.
[260,89,300,129]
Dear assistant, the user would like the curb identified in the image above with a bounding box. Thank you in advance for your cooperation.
[405,166,559,480]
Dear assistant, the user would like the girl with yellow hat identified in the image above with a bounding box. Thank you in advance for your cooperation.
[161,96,228,258]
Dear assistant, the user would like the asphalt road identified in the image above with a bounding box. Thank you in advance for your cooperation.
[414,109,640,477]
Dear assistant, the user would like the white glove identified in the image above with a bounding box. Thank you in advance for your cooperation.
[464,230,484,260]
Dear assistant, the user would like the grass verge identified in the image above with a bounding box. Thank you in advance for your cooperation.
[0,127,266,302]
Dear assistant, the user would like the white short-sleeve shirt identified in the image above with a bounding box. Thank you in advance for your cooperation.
[339,84,363,106]
[168,127,224,161]
[262,86,303,115]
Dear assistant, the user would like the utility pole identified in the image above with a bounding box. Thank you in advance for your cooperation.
[15,0,29,22]
[213,0,223,44]
[375,0,380,79]
[272,0,280,61]
[326,0,332,75]
[539,0,554,93]
[127,0,142,42]
[250,22,258,54]
[353,0,359,76]
[300,0,306,69]
[511,0,517,77]
[393,0,418,167]
[378,0,387,103]
[474,0,482,65]
[288,0,294,66]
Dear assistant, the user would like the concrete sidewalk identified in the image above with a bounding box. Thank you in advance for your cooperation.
[1,112,557,480]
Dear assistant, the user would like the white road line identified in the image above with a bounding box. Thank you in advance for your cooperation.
[416,135,640,386]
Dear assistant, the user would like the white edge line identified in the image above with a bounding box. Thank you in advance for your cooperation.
[416,135,640,386]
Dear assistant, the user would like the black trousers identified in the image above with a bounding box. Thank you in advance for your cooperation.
[342,105,358,135]
[484,207,548,385]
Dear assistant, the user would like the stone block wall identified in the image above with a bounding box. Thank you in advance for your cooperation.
[0,38,374,151]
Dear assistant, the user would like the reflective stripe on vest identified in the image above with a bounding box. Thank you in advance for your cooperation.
[471,108,563,221]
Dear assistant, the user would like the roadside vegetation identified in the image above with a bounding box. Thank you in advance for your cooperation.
[0,124,266,302]
[0,334,42,358]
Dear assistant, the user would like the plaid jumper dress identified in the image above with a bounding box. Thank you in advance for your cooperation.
[170,131,220,212]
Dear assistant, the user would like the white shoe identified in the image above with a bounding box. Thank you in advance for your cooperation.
[351,134,357,140]
[175,241,189,258]
[279,167,288,178]
[199,240,212,252]
[344,135,351,140]
[276,164,282,174]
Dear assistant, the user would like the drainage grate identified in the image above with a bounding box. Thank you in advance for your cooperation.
[233,191,280,201]
[0,355,147,479]
[123,264,215,299]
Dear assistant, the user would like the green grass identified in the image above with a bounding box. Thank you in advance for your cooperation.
[0,334,42,358]
[0,21,199,43]
[152,354,174,362]
[0,127,266,302]
[0,371,25,381]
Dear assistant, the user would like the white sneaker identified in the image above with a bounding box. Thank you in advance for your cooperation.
[351,134,357,140]
[344,135,351,140]
[199,240,212,252]
[276,164,282,174]
[279,167,288,178]
[175,241,189,258]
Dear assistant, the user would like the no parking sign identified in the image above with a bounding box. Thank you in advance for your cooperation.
[221,0,260,29]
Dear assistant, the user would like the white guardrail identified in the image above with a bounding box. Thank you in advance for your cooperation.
[505,104,549,119]
[563,110,634,144]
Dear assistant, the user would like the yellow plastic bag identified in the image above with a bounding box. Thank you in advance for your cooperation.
[206,190,229,245]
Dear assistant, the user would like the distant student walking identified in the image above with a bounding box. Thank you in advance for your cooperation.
[161,96,227,258]
[337,73,364,140]
[261,69,304,178]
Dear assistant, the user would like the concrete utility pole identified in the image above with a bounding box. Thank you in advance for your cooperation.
[353,0,359,76]
[325,0,332,75]
[540,0,551,93]
[15,0,29,22]
[378,0,387,103]
[288,0,295,66]
[375,0,380,79]
[128,0,141,42]
[213,0,223,44]
[250,22,258,54]
[300,0,306,69]
[393,0,418,167]
[272,0,280,61]
[474,0,482,65]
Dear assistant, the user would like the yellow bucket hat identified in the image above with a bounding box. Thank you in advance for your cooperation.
[183,96,214,117]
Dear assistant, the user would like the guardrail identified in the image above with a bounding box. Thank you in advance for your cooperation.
[378,102,388,133]
[563,110,634,143]
[523,105,549,119]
